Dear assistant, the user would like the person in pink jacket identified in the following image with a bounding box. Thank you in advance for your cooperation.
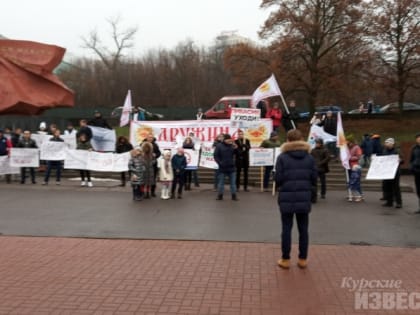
[266,102,283,132]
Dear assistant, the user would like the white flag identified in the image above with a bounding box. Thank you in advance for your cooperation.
[251,74,283,107]
[336,112,350,170]
[120,90,132,127]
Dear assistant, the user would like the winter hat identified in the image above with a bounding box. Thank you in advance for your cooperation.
[270,131,278,138]
[39,122,47,129]
[385,138,395,145]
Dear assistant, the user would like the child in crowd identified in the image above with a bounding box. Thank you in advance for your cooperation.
[348,164,362,202]
[141,142,156,199]
[129,147,144,201]
[76,133,93,187]
[171,148,187,199]
[158,150,174,199]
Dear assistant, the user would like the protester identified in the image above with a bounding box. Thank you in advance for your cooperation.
[49,123,58,135]
[319,111,337,158]
[371,134,383,155]
[116,136,134,187]
[214,133,238,201]
[212,133,225,190]
[409,133,420,214]
[158,150,174,200]
[256,100,267,118]
[346,135,363,200]
[360,134,373,168]
[196,108,203,120]
[182,136,194,190]
[381,138,403,209]
[309,112,322,126]
[76,119,93,142]
[142,133,161,197]
[260,131,281,191]
[266,102,282,133]
[282,100,300,132]
[38,122,48,135]
[234,130,251,192]
[88,111,112,129]
[43,129,64,185]
[64,122,76,135]
[367,98,374,114]
[171,147,187,199]
[275,129,317,269]
[0,128,12,183]
[129,147,144,201]
[17,130,38,184]
[348,164,363,202]
[140,141,156,199]
[11,128,22,147]
[310,138,330,200]
[76,133,93,187]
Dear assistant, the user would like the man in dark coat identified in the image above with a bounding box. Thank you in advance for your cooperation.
[142,133,161,197]
[381,138,403,209]
[214,134,238,201]
[275,129,317,269]
[76,119,93,141]
[310,138,330,200]
[17,130,38,184]
[319,111,337,158]
[88,111,112,129]
[234,130,251,191]
[282,100,300,132]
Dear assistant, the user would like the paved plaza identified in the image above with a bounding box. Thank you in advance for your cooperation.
[0,178,419,314]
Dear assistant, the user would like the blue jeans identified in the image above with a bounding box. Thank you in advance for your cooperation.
[281,212,309,260]
[217,171,237,195]
[44,161,62,182]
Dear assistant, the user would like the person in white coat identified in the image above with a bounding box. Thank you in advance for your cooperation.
[158,150,174,199]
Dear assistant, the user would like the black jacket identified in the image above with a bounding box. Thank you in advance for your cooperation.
[214,141,236,173]
[88,117,112,129]
[76,126,93,141]
[311,146,330,173]
[410,144,420,174]
[234,138,250,168]
[116,142,133,154]
[320,117,337,136]
[17,138,38,148]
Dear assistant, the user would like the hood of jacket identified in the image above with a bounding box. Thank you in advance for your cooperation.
[280,140,311,159]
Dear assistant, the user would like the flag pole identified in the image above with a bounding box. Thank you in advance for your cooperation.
[277,82,296,130]
[260,166,264,192]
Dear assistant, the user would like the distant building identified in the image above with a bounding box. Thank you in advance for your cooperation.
[214,31,253,51]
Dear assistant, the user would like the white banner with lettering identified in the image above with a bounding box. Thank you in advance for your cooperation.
[366,154,400,180]
[249,148,274,166]
[230,108,261,128]
[64,149,89,170]
[64,150,130,172]
[10,148,40,167]
[130,119,272,148]
[184,149,199,170]
[89,126,117,152]
[0,156,20,175]
[40,142,67,161]
[199,143,218,169]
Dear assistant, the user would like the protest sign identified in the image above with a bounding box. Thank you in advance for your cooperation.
[199,143,218,169]
[0,156,20,175]
[366,154,400,180]
[40,141,67,161]
[31,134,50,147]
[64,149,89,170]
[61,134,77,150]
[89,126,116,152]
[10,148,39,167]
[184,149,199,170]
[249,148,274,166]
[112,152,130,172]
[230,108,261,128]
[86,151,114,172]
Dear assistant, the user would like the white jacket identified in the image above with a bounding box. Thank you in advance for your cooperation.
[157,157,174,181]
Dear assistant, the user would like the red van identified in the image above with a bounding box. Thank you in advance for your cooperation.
[204,95,253,119]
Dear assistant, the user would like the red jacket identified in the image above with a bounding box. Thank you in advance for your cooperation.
[266,108,282,128]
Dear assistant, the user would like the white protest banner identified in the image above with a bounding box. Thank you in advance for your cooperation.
[10,148,40,167]
[61,134,77,150]
[230,108,261,128]
[130,119,272,148]
[366,154,400,180]
[64,149,89,170]
[31,134,50,147]
[156,141,177,151]
[0,156,20,175]
[89,126,116,152]
[307,124,337,148]
[249,148,274,166]
[274,147,282,165]
[199,143,218,169]
[184,149,199,170]
[112,152,130,172]
[40,142,67,161]
[86,151,114,171]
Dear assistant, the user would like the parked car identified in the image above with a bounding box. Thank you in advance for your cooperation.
[379,102,420,114]
[314,105,343,115]
[204,95,308,119]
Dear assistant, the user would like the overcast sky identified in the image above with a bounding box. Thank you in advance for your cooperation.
[1,0,270,58]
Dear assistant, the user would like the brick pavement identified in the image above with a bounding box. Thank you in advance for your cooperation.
[0,236,419,315]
